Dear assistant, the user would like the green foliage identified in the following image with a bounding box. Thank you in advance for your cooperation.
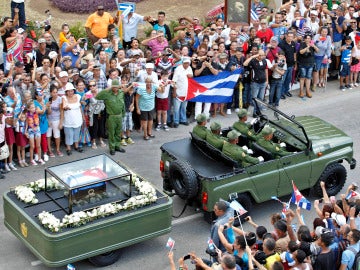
[69,22,93,50]
[143,26,154,37]
[26,21,44,40]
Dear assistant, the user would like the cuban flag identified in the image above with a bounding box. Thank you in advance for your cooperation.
[230,200,248,215]
[251,9,259,21]
[207,238,218,250]
[346,190,359,200]
[166,237,175,251]
[291,181,311,210]
[185,69,241,103]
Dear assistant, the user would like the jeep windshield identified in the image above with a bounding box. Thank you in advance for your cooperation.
[253,98,311,150]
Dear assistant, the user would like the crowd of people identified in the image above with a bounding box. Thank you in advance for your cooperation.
[167,181,360,270]
[0,0,357,173]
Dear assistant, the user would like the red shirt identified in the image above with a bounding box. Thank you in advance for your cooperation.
[256,28,274,44]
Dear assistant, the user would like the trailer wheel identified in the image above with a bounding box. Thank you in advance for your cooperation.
[169,160,198,200]
[88,249,121,267]
[314,163,346,197]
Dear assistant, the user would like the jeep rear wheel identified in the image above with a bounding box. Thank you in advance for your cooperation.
[169,160,198,200]
[314,163,346,197]
[233,193,252,226]
[88,249,121,266]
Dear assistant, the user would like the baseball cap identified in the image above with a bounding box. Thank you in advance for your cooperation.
[145,63,154,69]
[38,38,46,44]
[59,71,69,78]
[331,213,346,226]
[17,28,25,34]
[183,57,191,63]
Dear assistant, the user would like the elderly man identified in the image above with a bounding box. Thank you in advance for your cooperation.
[172,57,193,127]
[222,130,261,166]
[206,121,227,150]
[141,30,168,58]
[257,125,293,158]
[96,79,128,155]
[192,113,209,139]
[232,109,258,142]
[85,5,118,43]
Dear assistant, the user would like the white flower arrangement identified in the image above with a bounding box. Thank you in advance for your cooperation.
[14,186,38,204]
[37,176,158,232]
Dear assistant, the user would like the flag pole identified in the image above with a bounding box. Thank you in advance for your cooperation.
[236,211,248,247]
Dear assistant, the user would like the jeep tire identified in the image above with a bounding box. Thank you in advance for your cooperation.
[88,249,121,266]
[314,163,346,197]
[169,160,198,200]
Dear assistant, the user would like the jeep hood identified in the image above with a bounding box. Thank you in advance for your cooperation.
[296,116,353,149]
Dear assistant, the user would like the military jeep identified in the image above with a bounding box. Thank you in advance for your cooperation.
[160,98,356,221]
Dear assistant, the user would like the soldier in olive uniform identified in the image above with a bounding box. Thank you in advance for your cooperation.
[192,113,210,139]
[257,125,293,159]
[222,130,263,167]
[206,121,228,150]
[96,79,128,155]
[232,109,258,142]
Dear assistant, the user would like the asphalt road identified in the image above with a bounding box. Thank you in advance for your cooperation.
[1,80,359,270]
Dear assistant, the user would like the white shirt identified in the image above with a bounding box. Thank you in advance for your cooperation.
[172,65,193,97]
[136,70,159,85]
[122,13,144,42]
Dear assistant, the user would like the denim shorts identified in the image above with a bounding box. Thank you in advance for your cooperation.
[122,112,133,132]
[299,65,314,79]
[28,128,41,139]
[314,56,328,71]
[339,63,350,77]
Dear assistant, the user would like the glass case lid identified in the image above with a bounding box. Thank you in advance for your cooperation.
[46,154,130,188]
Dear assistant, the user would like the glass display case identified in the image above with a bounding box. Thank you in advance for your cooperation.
[45,154,132,214]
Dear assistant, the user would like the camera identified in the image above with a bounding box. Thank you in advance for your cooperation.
[193,58,200,63]
[206,57,211,62]
[80,38,87,42]
[318,198,323,203]
[185,32,191,37]
[183,254,191,260]
[331,15,337,21]
[278,59,285,67]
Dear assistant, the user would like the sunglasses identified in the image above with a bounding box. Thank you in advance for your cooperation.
[89,84,96,87]
[98,8,104,11]
[351,21,357,23]
[213,48,219,51]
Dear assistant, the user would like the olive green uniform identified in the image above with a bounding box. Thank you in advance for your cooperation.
[96,89,125,151]
[192,125,210,140]
[232,121,258,142]
[222,141,259,167]
[257,137,293,159]
[206,132,228,150]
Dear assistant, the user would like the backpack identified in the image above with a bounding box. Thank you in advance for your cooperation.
[347,246,360,270]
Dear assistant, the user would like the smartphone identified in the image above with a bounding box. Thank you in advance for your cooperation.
[183,254,191,260]
[310,40,314,46]
[318,198,323,203]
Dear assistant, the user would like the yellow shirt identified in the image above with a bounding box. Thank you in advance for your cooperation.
[265,253,281,270]
[59,31,70,49]
[85,12,114,38]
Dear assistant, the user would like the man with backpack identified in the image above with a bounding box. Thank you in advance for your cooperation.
[340,229,360,270]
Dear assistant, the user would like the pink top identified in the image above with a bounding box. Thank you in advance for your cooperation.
[147,39,169,57]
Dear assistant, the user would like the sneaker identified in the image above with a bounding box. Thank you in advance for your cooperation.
[19,161,25,168]
[100,141,106,147]
[92,142,98,149]
[354,83,359,87]
[43,154,49,162]
[163,124,169,131]
[23,160,29,167]
[340,86,346,91]
[31,160,38,166]
[235,108,240,113]
[4,164,11,172]
[346,84,353,89]
[226,109,232,115]
[38,159,45,165]
[126,137,135,144]
[9,163,17,170]
[121,138,128,146]
[155,124,162,131]
[350,83,354,88]
[34,154,39,162]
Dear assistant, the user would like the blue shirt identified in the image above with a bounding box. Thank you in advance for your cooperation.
[341,47,352,64]
[34,100,49,134]
[342,242,360,269]
[136,84,158,111]
[332,16,345,42]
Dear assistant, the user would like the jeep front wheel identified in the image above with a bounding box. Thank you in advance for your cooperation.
[314,163,346,197]
[169,160,198,200]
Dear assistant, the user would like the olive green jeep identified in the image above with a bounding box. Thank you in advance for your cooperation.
[160,98,356,221]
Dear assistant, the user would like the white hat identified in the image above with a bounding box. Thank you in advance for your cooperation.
[145,63,154,69]
[310,10,318,16]
[331,213,346,226]
[59,71,69,78]
[332,4,339,9]
[49,51,58,59]
[65,82,75,91]
[17,28,25,34]
[183,57,191,63]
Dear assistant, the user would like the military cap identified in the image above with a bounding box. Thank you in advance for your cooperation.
[237,109,249,118]
[210,121,221,131]
[227,130,240,140]
[262,125,276,136]
[111,79,120,87]
[195,113,207,123]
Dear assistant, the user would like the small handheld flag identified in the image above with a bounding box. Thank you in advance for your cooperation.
[230,200,248,215]
[346,190,359,200]
[166,237,175,251]
[291,181,311,210]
